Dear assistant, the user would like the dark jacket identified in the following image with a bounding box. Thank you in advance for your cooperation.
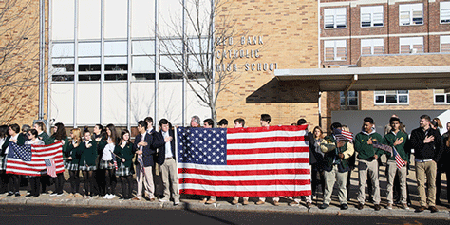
[80,140,98,166]
[38,132,52,145]
[354,131,384,160]
[156,129,176,165]
[321,135,355,173]
[410,127,443,162]
[133,132,164,167]
[114,141,135,168]
[307,132,318,165]
[66,141,83,165]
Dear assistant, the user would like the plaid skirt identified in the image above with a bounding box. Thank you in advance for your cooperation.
[79,165,97,171]
[0,156,7,171]
[66,161,79,171]
[116,164,133,177]
[99,159,114,170]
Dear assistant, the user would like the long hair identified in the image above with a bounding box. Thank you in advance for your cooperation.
[51,122,67,141]
[94,124,107,140]
[106,123,118,144]
[71,128,82,143]
[0,125,8,139]
[312,126,324,139]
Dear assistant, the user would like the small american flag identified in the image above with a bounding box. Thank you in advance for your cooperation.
[372,142,404,169]
[138,154,144,175]
[110,150,118,170]
[44,159,57,178]
[177,125,310,197]
[334,129,353,142]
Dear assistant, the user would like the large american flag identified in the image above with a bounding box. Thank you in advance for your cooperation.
[177,125,311,197]
[6,142,64,176]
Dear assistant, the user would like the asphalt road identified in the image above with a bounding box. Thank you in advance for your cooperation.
[0,204,448,225]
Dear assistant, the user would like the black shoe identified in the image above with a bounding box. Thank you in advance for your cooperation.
[7,192,13,197]
[357,203,364,210]
[436,199,442,206]
[429,206,439,213]
[340,204,348,210]
[319,204,329,209]
[15,193,20,197]
[415,206,426,213]
[374,204,381,211]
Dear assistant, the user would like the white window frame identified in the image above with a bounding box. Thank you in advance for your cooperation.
[324,40,347,61]
[324,8,347,29]
[441,2,450,24]
[374,90,409,105]
[441,35,450,52]
[361,6,384,28]
[399,3,423,26]
[399,37,423,54]
[361,38,384,55]
[434,89,450,104]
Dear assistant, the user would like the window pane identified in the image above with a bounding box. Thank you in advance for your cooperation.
[132,0,155,38]
[78,0,101,39]
[52,43,74,57]
[79,42,101,57]
[79,74,101,81]
[52,58,75,72]
[398,90,408,94]
[348,98,357,106]
[160,55,181,72]
[104,57,128,71]
[435,95,445,103]
[386,95,397,103]
[132,56,155,72]
[375,96,384,103]
[132,41,155,55]
[104,42,127,56]
[105,74,127,81]
[52,75,74,82]
[52,0,74,40]
[399,95,408,103]
[132,73,155,81]
[104,0,127,39]
[447,94,450,103]
[348,91,357,97]
[79,57,101,71]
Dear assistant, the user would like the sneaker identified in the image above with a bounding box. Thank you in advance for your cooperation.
[15,193,20,197]
[132,196,141,201]
[107,194,115,199]
[49,193,58,197]
[199,198,207,204]
[57,193,64,197]
[416,206,426,213]
[103,194,109,199]
[402,203,409,210]
[319,204,329,209]
[174,201,179,206]
[159,198,169,202]
[74,193,82,197]
[386,203,393,210]
[242,200,249,205]
[206,199,216,204]
[273,200,280,206]
[232,199,238,205]
[7,192,13,197]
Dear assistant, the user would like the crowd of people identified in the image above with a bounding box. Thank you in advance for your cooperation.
[0,114,448,213]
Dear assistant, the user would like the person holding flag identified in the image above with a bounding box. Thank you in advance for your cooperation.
[383,117,410,210]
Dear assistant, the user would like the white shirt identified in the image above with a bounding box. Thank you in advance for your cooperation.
[25,139,45,145]
[162,131,173,158]
[102,138,115,160]
[5,134,20,155]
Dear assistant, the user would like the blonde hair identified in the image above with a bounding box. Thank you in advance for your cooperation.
[433,118,443,128]
[312,126,324,139]
[71,128,82,143]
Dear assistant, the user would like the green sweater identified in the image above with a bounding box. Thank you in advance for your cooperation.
[383,130,410,163]
[79,141,98,166]
[354,131,384,160]
[66,141,82,165]
[114,142,135,168]
[38,132,52,145]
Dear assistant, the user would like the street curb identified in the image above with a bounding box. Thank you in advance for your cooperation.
[1,195,449,219]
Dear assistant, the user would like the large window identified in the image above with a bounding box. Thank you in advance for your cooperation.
[399,3,423,26]
[374,90,409,104]
[361,39,384,55]
[324,8,347,29]
[340,91,358,110]
[324,40,347,61]
[400,37,423,54]
[441,2,450,24]
[361,6,384,28]
[434,89,450,104]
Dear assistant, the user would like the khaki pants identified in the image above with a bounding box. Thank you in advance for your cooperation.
[415,160,437,207]
[323,164,347,205]
[357,159,381,204]
[386,159,407,204]
[160,158,179,202]
[136,164,154,198]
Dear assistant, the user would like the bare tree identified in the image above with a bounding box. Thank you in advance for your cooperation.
[159,0,248,122]
[0,0,40,124]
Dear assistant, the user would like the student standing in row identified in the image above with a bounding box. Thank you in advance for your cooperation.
[114,129,135,200]
[66,128,82,197]
[79,129,97,197]
[100,124,117,199]
[49,122,69,197]
[25,129,45,198]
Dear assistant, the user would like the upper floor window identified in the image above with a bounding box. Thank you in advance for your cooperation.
[324,40,347,61]
[399,37,423,54]
[434,89,450,104]
[324,8,347,29]
[361,6,384,28]
[399,3,423,26]
[361,39,384,55]
[374,90,409,104]
[340,91,358,110]
[441,2,450,24]
[441,35,450,52]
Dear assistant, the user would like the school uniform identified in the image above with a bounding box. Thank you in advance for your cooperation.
[79,140,98,171]
[49,136,69,196]
[99,139,115,170]
[2,133,26,196]
[114,141,135,199]
[25,139,45,197]
[66,141,82,194]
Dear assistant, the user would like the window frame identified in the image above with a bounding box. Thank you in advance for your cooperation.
[324,8,347,29]
[434,89,450,104]
[340,91,358,110]
[441,1,450,24]
[324,40,347,61]
[360,5,384,28]
[399,36,423,54]
[399,3,423,26]
[374,90,409,105]
[361,38,384,55]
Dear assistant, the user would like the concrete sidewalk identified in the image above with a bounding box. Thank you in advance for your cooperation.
[0,159,449,220]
